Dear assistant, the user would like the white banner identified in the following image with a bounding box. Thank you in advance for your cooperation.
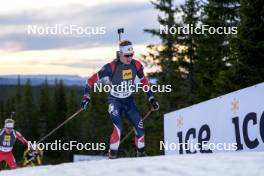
[164,82,264,155]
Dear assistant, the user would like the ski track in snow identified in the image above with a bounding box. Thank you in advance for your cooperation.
[1,152,264,176]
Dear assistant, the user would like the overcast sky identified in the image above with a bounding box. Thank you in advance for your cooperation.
[0,0,183,77]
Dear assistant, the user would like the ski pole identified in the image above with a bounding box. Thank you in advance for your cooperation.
[116,28,124,59]
[117,28,124,42]
[120,108,154,145]
[37,108,83,144]
[10,111,16,119]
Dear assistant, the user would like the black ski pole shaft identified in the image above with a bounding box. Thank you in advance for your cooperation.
[117,28,124,42]
[116,28,124,59]
[37,108,83,144]
[120,108,154,145]
[10,112,16,119]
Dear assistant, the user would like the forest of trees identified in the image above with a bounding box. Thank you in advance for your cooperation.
[143,0,263,134]
[0,0,263,165]
[0,79,154,164]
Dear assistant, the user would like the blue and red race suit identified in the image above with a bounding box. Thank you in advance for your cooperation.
[0,129,28,169]
[85,59,154,151]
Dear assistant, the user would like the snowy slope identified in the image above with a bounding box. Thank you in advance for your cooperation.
[1,152,264,176]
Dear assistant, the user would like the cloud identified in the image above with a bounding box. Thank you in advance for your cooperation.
[50,61,104,69]
[0,2,161,51]
[45,58,107,69]
[15,56,108,69]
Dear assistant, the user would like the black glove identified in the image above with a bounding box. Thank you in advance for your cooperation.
[80,95,90,110]
[149,97,159,111]
[27,150,35,161]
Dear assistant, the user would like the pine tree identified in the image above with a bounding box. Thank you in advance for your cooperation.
[235,0,264,85]
[38,79,50,138]
[21,79,36,140]
[85,91,110,155]
[144,0,185,110]
[3,99,15,120]
[214,0,264,93]
[65,90,80,157]
[0,101,4,127]
[15,75,23,132]
[178,0,200,105]
[144,0,185,155]
[52,80,68,158]
[216,0,263,92]
[196,0,240,100]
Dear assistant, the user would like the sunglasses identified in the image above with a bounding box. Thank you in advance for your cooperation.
[124,54,134,58]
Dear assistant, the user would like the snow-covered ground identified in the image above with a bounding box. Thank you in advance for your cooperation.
[1,152,264,176]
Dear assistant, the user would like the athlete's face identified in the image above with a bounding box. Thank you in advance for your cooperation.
[120,52,134,64]
[5,128,13,134]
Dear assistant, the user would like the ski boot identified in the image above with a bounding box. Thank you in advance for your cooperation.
[108,149,118,159]
[136,148,147,157]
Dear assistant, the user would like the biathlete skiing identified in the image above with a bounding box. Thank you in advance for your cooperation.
[80,38,159,159]
[0,118,33,169]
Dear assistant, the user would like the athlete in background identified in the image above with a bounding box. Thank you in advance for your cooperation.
[0,119,32,169]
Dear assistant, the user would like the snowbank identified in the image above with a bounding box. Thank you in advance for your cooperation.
[1,152,264,176]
